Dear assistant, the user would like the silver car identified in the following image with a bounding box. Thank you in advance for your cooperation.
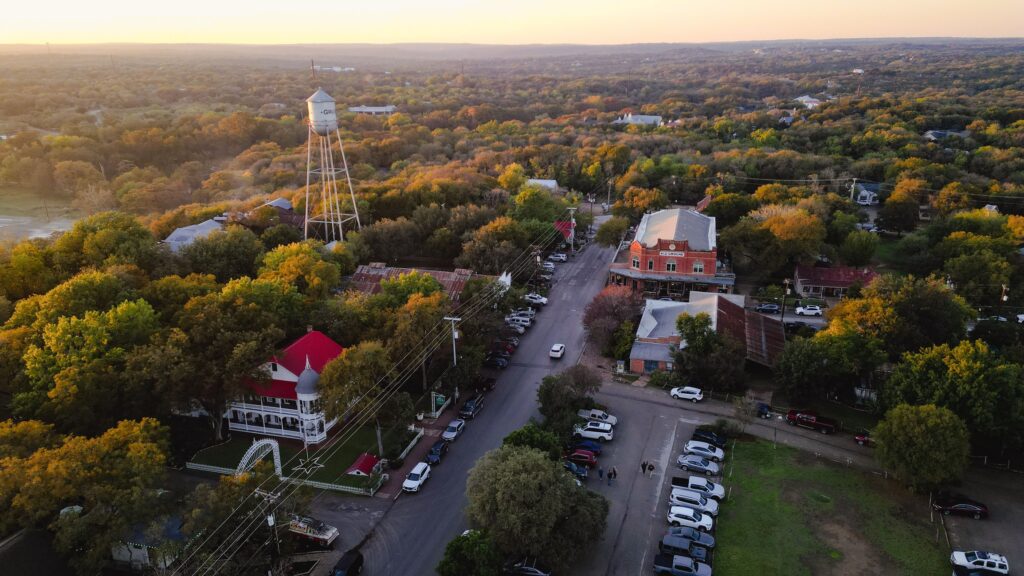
[676,454,720,476]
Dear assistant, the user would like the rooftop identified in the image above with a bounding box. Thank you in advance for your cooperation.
[163,219,224,252]
[794,264,878,288]
[349,263,481,301]
[635,209,716,251]
[636,292,746,340]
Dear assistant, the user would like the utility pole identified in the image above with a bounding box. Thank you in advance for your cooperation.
[567,207,577,254]
[443,316,461,400]
[849,178,857,202]
[780,279,792,341]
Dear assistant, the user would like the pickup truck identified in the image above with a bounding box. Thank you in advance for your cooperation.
[653,553,712,576]
[786,410,837,434]
[671,476,689,489]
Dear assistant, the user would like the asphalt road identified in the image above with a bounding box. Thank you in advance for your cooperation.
[357,236,617,575]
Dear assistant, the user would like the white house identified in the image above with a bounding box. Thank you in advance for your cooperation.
[526,179,559,192]
[348,105,396,116]
[854,182,881,206]
[613,113,663,126]
[163,218,224,253]
[227,330,343,445]
[795,95,822,109]
[111,518,185,571]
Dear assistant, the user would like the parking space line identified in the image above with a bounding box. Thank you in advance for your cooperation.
[638,417,679,575]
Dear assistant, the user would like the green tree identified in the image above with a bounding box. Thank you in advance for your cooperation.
[319,340,394,455]
[259,240,341,299]
[457,217,529,275]
[376,271,443,309]
[139,273,220,323]
[465,446,608,573]
[389,292,448,390]
[537,366,601,437]
[50,211,158,276]
[943,249,1011,306]
[702,193,758,227]
[0,419,59,459]
[511,184,565,222]
[673,313,747,394]
[436,530,504,576]
[839,230,879,266]
[720,218,785,277]
[884,340,1024,448]
[611,186,668,221]
[878,196,919,235]
[498,163,527,192]
[260,223,303,250]
[182,225,265,282]
[873,404,969,491]
[503,424,561,460]
[595,216,629,247]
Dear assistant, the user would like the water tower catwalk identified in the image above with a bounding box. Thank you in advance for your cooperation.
[304,88,361,242]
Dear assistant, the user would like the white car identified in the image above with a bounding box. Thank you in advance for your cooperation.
[577,409,618,426]
[512,307,537,319]
[402,462,431,493]
[669,487,720,516]
[549,344,566,359]
[540,262,555,273]
[442,419,466,442]
[670,386,704,402]
[524,293,548,306]
[795,305,823,316]
[666,505,714,532]
[683,440,725,462]
[950,551,1009,574]
[548,253,568,262]
[686,476,726,500]
[573,421,613,442]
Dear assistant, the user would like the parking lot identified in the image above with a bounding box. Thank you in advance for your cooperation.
[945,469,1024,573]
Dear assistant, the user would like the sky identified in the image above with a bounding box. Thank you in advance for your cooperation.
[2,0,1022,45]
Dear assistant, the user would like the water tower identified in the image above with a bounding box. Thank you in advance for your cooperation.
[304,88,361,243]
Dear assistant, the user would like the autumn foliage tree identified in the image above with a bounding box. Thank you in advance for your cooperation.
[583,285,640,356]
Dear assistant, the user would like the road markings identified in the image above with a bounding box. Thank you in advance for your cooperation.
[639,417,680,574]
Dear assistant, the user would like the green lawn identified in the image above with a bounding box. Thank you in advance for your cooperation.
[190,425,416,487]
[714,440,948,576]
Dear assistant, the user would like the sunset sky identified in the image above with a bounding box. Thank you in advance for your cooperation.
[2,0,1022,45]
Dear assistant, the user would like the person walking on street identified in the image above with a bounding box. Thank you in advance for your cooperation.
[598,467,604,480]
[641,460,648,475]
[647,462,655,476]
[609,467,618,486]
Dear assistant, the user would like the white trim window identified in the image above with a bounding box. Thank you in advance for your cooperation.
[693,261,704,273]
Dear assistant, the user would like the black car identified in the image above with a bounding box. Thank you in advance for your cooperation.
[330,549,364,575]
[692,428,727,449]
[483,355,509,369]
[425,440,449,465]
[563,461,588,481]
[952,565,1005,576]
[932,492,989,519]
[489,349,512,360]
[459,395,485,419]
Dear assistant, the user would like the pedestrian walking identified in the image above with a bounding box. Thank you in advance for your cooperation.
[598,467,604,479]
[647,462,655,476]
[610,467,618,486]
[641,460,648,475]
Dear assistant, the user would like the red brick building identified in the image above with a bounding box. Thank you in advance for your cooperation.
[793,265,878,298]
[608,208,735,299]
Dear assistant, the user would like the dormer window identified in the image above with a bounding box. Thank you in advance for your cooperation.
[270,362,278,372]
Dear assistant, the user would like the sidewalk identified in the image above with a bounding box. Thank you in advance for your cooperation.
[373,412,452,499]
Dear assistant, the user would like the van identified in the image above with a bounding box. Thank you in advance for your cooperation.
[506,316,532,328]
[669,487,719,516]
[577,409,618,426]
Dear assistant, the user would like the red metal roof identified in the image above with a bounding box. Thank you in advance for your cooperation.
[346,452,380,475]
[245,331,343,399]
[794,265,878,289]
[553,220,575,240]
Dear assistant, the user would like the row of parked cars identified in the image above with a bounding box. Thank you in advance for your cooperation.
[401,392,490,493]
[651,428,731,575]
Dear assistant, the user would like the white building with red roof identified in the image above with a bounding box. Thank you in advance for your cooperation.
[227,330,343,445]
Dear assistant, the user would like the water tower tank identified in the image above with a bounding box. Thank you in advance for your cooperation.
[306,88,338,135]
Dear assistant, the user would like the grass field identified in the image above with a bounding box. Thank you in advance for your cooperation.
[0,186,78,240]
[190,425,417,487]
[714,440,948,576]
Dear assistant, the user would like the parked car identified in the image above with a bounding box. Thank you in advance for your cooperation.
[577,408,618,426]
[329,549,364,576]
[402,462,431,493]
[652,553,712,576]
[932,492,989,519]
[683,440,725,462]
[473,376,497,392]
[785,410,837,434]
[549,343,566,359]
[952,566,1006,576]
[459,395,485,419]
[503,323,526,335]
[425,440,449,465]
[563,460,589,481]
[512,307,537,319]
[504,558,552,576]
[492,340,516,354]
[685,476,726,500]
[483,355,509,369]
[854,429,875,447]
[795,305,823,316]
[659,534,710,564]
[573,421,614,441]
[667,526,716,549]
[691,429,727,448]
[755,303,781,314]
[441,419,466,442]
[669,487,720,516]
[505,315,532,328]
[951,551,1009,574]
[540,262,555,273]
[569,439,603,455]
[977,315,1008,323]
[548,252,568,262]
[670,386,704,402]
[500,335,520,347]
[524,293,548,305]
[488,349,512,360]
[676,455,720,476]
[564,449,598,468]
[666,505,714,531]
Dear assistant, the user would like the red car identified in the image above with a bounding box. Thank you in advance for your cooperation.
[854,430,875,447]
[786,410,837,434]
[564,449,598,468]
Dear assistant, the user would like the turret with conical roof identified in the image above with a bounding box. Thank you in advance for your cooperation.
[295,356,320,398]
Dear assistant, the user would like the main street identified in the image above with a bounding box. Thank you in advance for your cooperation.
[354,234,617,575]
